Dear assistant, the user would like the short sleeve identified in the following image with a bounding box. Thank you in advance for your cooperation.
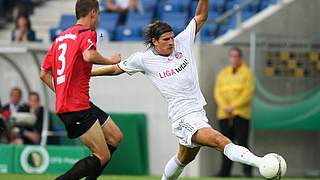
[175,18,197,46]
[118,52,145,75]
[80,30,97,53]
[41,45,54,71]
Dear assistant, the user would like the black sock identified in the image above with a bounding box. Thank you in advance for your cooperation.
[56,154,101,180]
[85,144,117,180]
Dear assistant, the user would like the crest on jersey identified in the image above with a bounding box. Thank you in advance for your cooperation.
[175,52,183,59]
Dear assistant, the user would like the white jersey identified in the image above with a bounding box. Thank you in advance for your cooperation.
[118,19,207,122]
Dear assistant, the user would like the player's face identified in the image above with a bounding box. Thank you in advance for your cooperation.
[230,50,241,68]
[10,90,21,105]
[17,16,28,31]
[153,31,175,56]
[29,95,40,109]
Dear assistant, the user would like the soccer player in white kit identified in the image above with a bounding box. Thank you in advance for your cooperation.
[92,0,262,179]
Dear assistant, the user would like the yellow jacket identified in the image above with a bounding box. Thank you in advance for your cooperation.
[214,63,255,120]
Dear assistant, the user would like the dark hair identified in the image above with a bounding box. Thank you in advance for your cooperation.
[15,15,31,30]
[230,46,243,58]
[75,0,99,20]
[144,21,173,48]
[29,91,40,100]
[11,87,22,96]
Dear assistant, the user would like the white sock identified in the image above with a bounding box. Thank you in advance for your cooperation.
[161,155,186,180]
[224,143,261,168]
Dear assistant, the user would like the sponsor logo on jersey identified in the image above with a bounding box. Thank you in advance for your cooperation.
[159,59,189,79]
[55,33,77,43]
[175,52,183,59]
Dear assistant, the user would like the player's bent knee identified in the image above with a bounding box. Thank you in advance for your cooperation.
[114,130,123,145]
[107,129,123,147]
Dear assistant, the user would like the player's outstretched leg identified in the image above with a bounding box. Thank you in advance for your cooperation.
[161,144,200,180]
[192,127,261,168]
[56,120,110,180]
[86,118,123,180]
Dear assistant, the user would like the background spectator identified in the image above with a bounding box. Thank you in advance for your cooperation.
[2,87,26,144]
[8,91,58,145]
[11,14,36,42]
[2,87,25,115]
[214,47,255,177]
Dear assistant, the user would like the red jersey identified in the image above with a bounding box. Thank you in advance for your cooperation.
[41,24,97,114]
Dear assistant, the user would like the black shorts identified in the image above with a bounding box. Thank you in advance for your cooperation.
[58,102,110,139]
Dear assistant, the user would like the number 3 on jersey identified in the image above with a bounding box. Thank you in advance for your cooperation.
[57,43,67,85]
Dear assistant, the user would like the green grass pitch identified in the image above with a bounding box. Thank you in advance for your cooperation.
[0,174,318,180]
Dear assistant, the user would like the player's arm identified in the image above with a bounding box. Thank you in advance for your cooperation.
[91,64,124,76]
[40,70,55,92]
[193,0,209,33]
[83,49,121,65]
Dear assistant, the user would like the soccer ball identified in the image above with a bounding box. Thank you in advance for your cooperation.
[259,153,287,179]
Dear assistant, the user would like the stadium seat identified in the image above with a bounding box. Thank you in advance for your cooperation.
[99,12,119,36]
[163,0,192,11]
[157,0,184,19]
[191,1,216,18]
[49,27,62,42]
[217,24,229,36]
[213,0,226,13]
[115,26,143,41]
[200,24,217,43]
[260,0,277,10]
[158,1,181,13]
[99,0,106,11]
[59,14,76,30]
[161,12,188,34]
[227,16,237,29]
[242,10,255,20]
[126,12,152,30]
[226,1,234,10]
[140,0,157,12]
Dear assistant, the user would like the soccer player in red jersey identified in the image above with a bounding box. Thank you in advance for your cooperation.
[40,0,123,179]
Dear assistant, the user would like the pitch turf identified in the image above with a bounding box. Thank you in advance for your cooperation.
[0,175,318,180]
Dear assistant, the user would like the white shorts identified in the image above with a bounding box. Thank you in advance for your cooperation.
[171,110,212,148]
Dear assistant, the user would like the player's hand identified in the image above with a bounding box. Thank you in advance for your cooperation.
[110,53,121,64]
[224,106,233,115]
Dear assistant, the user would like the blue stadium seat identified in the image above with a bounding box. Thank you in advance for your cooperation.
[218,24,229,36]
[191,1,215,17]
[242,10,255,20]
[99,12,119,34]
[260,0,277,10]
[140,0,157,12]
[200,24,217,43]
[115,26,143,41]
[161,12,188,34]
[49,27,62,42]
[99,0,106,11]
[59,14,76,30]
[126,12,152,29]
[125,12,152,37]
[207,10,219,21]
[213,0,225,13]
[157,0,184,19]
[163,0,192,11]
[227,16,237,29]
